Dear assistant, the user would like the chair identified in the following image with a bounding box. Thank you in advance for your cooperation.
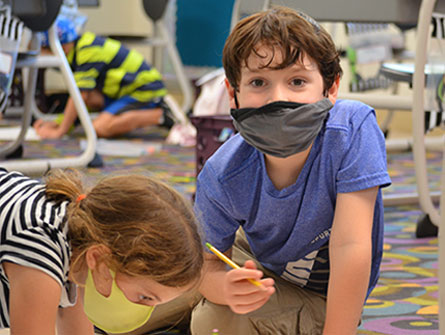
[109,0,192,126]
[343,22,409,140]
[379,12,445,237]
[0,0,97,174]
[141,0,193,125]
[408,3,445,332]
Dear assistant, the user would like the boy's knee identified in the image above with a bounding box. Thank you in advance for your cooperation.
[92,115,116,138]
[94,124,113,138]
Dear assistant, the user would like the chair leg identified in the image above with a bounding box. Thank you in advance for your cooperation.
[21,67,55,121]
[0,66,38,158]
[158,21,194,121]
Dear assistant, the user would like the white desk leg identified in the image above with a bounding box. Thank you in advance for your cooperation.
[158,21,193,122]
[412,0,442,333]
[440,139,445,334]
[412,0,440,225]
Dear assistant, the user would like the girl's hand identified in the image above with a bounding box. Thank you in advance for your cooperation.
[222,260,275,314]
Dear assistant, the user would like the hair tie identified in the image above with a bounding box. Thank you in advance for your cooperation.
[76,194,87,203]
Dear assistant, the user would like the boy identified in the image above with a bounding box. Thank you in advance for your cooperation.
[34,17,173,139]
[191,6,391,335]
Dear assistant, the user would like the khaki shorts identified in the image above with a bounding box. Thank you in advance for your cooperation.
[190,229,327,335]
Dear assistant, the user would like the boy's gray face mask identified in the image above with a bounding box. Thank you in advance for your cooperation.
[230,98,333,158]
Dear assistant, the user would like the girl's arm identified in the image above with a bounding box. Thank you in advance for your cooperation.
[57,286,94,335]
[323,187,378,335]
[4,262,61,335]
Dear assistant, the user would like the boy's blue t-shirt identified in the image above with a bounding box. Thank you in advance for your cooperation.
[194,99,391,297]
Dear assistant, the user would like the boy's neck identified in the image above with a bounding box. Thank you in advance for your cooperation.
[264,144,312,190]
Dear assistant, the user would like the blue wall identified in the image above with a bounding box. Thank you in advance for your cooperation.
[176,0,235,67]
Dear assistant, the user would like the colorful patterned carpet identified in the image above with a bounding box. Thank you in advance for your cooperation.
[0,126,441,335]
[358,150,440,335]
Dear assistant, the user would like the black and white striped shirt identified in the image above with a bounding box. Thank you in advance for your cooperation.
[0,169,74,328]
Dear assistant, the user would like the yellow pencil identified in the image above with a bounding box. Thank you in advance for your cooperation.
[206,242,265,289]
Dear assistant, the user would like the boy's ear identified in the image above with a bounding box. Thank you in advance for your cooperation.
[327,75,340,105]
[225,78,237,109]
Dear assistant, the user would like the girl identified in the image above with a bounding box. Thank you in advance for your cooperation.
[0,168,203,334]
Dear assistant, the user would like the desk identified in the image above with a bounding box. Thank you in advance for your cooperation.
[272,0,445,24]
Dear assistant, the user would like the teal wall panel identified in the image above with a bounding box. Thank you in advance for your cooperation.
[176,0,235,67]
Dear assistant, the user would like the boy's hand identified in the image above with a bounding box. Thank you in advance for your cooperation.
[223,260,275,314]
[34,120,64,139]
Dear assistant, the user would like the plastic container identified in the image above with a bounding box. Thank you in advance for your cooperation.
[425,37,445,114]
[190,115,237,177]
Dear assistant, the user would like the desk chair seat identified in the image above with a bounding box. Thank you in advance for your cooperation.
[380,62,445,133]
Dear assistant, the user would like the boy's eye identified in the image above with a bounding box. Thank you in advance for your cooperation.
[250,79,265,87]
[291,78,305,86]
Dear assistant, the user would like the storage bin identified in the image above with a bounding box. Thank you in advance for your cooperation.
[190,115,237,177]
[0,27,20,97]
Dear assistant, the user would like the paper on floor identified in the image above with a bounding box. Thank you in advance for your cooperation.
[80,138,162,157]
[0,126,41,141]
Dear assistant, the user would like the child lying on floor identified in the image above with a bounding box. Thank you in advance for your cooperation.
[34,17,174,139]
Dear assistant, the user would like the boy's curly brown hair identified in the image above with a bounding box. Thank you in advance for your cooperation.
[223,6,342,93]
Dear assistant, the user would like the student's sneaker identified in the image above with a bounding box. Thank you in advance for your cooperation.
[5,145,23,159]
[415,214,438,238]
[88,152,104,168]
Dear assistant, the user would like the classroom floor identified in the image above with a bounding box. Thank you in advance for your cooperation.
[0,119,440,334]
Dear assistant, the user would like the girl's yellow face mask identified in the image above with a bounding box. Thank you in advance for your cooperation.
[83,269,154,334]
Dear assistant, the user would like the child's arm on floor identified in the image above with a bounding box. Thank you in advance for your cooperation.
[34,91,89,139]
[4,262,62,335]
[323,187,378,335]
